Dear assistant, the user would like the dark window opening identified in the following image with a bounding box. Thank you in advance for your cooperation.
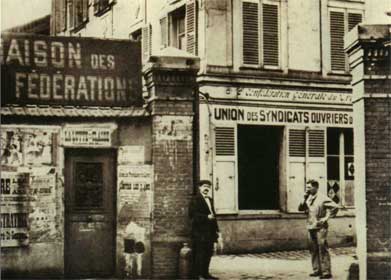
[171,7,186,51]
[238,125,282,210]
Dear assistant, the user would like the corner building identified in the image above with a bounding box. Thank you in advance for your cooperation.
[50,0,364,255]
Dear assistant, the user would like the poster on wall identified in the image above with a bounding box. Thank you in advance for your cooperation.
[117,165,153,222]
[0,172,30,247]
[118,146,145,165]
[1,128,54,167]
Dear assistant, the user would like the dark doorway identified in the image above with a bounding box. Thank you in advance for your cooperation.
[238,125,282,210]
[65,149,116,278]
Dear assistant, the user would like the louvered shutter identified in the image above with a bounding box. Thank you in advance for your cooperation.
[348,13,362,31]
[262,3,279,67]
[160,17,168,48]
[186,0,197,55]
[308,130,325,157]
[242,1,259,65]
[142,25,151,62]
[214,126,237,214]
[82,0,89,22]
[93,0,99,14]
[289,129,305,157]
[60,0,67,31]
[54,0,62,33]
[330,11,346,72]
[215,127,235,156]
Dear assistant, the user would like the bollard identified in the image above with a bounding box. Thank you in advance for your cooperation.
[178,242,192,279]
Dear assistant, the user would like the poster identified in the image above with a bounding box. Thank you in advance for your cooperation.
[118,146,145,165]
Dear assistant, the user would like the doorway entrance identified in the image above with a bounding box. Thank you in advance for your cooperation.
[65,149,116,278]
[238,125,282,210]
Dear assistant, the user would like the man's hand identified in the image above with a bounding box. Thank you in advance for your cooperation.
[317,218,328,227]
[208,214,215,220]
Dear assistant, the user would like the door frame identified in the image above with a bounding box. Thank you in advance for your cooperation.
[64,148,117,278]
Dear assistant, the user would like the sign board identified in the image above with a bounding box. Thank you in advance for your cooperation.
[211,105,353,127]
[1,33,142,107]
[61,127,113,147]
[118,146,145,165]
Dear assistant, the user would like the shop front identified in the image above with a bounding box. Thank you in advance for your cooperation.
[0,33,155,278]
[199,84,356,253]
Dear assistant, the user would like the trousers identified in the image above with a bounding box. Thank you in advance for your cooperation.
[308,228,331,275]
[192,240,214,277]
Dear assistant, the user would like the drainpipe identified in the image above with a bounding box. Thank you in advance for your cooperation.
[305,126,309,185]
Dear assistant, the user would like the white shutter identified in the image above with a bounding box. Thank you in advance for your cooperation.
[186,0,197,55]
[348,13,362,31]
[262,3,279,67]
[242,1,259,65]
[160,16,168,48]
[215,127,235,156]
[142,25,151,63]
[330,11,346,72]
[60,0,67,31]
[214,126,237,214]
[287,128,326,212]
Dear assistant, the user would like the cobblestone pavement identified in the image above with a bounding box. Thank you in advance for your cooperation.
[210,247,357,280]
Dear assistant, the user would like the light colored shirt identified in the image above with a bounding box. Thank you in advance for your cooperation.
[202,195,213,214]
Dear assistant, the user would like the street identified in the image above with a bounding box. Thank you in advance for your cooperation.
[210,247,357,280]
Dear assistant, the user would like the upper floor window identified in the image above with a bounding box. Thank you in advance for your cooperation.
[159,0,197,55]
[329,8,362,72]
[93,0,114,16]
[242,0,280,68]
[65,0,88,30]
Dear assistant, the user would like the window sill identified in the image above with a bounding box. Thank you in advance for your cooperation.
[239,66,283,73]
[70,21,88,33]
[94,6,112,17]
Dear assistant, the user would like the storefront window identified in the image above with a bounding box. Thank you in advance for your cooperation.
[327,128,354,207]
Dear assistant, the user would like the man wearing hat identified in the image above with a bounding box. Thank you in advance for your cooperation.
[189,180,219,280]
[298,179,339,279]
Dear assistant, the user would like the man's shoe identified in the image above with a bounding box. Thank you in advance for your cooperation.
[206,275,219,280]
[320,274,332,279]
[309,272,321,277]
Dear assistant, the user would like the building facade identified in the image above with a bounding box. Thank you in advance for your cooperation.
[50,0,365,253]
[346,24,391,280]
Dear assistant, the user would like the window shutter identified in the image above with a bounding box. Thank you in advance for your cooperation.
[82,0,89,22]
[142,25,151,62]
[54,0,62,33]
[186,0,197,55]
[93,0,99,14]
[59,0,67,31]
[68,0,74,29]
[308,130,325,157]
[348,13,362,31]
[289,129,305,157]
[160,17,168,48]
[330,11,345,72]
[262,3,279,67]
[242,1,259,65]
[215,127,235,156]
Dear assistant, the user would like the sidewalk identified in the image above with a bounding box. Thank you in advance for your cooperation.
[210,247,357,280]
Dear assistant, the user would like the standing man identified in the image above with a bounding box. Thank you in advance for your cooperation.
[298,179,339,279]
[189,180,219,280]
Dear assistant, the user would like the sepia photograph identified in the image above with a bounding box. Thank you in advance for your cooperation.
[0,0,390,279]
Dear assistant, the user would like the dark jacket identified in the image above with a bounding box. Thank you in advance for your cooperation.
[189,193,219,242]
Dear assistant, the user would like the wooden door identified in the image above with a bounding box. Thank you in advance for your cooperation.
[65,149,116,278]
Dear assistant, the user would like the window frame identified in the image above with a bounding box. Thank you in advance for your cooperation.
[93,0,115,17]
[240,0,282,69]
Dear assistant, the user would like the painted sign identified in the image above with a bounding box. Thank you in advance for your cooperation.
[201,85,352,105]
[1,33,142,106]
[211,105,353,127]
[61,126,113,147]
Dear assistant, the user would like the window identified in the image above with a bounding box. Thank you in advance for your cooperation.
[329,9,362,72]
[242,1,280,68]
[65,0,88,30]
[171,7,186,51]
[161,0,197,54]
[93,0,114,16]
[327,128,354,207]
